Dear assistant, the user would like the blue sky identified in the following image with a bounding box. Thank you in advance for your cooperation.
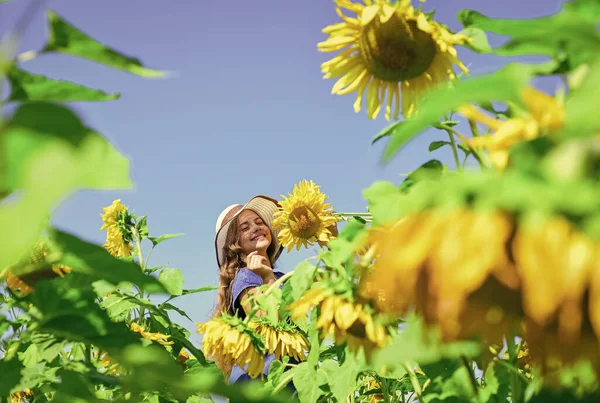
[1,0,561,340]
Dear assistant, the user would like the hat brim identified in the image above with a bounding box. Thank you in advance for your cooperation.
[214,195,282,268]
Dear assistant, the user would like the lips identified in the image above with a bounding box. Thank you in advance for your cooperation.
[251,234,267,241]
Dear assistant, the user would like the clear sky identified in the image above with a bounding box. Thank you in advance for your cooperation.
[2,0,561,342]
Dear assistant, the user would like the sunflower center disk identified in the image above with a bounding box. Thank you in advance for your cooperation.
[288,206,321,239]
[359,14,437,82]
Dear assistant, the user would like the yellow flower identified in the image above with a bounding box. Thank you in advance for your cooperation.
[459,88,565,169]
[94,351,123,376]
[360,209,515,341]
[287,288,391,355]
[4,243,72,296]
[197,317,265,379]
[319,0,469,120]
[272,180,338,251]
[129,322,174,346]
[10,389,33,403]
[249,319,309,361]
[100,199,134,257]
[362,377,384,403]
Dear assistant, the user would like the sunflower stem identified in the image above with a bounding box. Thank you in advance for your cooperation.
[131,226,146,322]
[445,128,462,171]
[461,356,481,403]
[506,334,524,403]
[403,362,422,400]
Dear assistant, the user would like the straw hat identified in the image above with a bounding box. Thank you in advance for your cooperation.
[214,195,283,268]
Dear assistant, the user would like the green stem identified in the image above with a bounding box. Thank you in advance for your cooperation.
[445,129,462,171]
[131,227,146,322]
[381,378,391,403]
[403,362,422,401]
[273,370,295,393]
[506,335,523,403]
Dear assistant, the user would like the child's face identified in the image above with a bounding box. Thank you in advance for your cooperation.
[237,209,272,255]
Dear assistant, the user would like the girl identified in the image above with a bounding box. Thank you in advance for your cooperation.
[212,195,289,383]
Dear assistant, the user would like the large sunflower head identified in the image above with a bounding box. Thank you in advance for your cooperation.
[249,317,309,362]
[100,199,134,258]
[459,88,565,169]
[196,315,265,379]
[272,180,338,251]
[319,0,470,120]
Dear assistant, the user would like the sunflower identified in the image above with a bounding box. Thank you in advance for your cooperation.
[359,208,519,342]
[287,287,391,355]
[319,0,470,120]
[100,199,134,258]
[361,377,384,402]
[4,242,72,296]
[459,88,565,169]
[197,315,265,379]
[94,351,123,376]
[10,389,33,403]
[272,180,338,251]
[129,322,174,347]
[248,318,309,361]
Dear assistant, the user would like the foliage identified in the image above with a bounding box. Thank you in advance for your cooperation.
[2,1,600,402]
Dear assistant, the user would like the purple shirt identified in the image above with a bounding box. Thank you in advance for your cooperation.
[228,268,285,383]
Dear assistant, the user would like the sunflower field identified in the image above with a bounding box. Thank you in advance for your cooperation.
[2,0,600,402]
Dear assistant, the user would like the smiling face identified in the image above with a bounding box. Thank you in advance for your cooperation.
[236,209,272,256]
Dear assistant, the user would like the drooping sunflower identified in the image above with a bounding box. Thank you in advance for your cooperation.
[100,199,134,258]
[459,88,565,169]
[272,180,338,251]
[319,0,470,120]
[94,351,123,376]
[129,322,174,347]
[287,287,392,355]
[249,317,309,361]
[4,242,72,296]
[197,315,265,379]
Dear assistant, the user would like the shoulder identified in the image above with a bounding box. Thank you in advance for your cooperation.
[232,268,262,289]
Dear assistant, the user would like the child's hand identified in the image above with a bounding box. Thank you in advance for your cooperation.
[246,251,275,282]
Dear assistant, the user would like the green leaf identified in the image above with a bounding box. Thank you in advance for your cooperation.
[382,64,533,161]
[30,275,140,352]
[49,229,166,294]
[428,141,450,152]
[43,10,166,78]
[160,302,193,322]
[421,365,475,403]
[101,294,138,321]
[5,66,119,102]
[181,285,220,295]
[457,6,600,69]
[371,121,405,145]
[158,268,184,296]
[457,27,492,53]
[372,314,480,372]
[289,261,316,300]
[320,356,360,403]
[564,60,600,136]
[293,362,323,403]
[148,233,185,246]
[0,358,23,398]
[135,216,149,238]
[363,181,404,225]
[0,103,132,269]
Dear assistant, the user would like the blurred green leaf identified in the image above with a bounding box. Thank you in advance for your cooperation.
[0,103,131,269]
[372,314,480,372]
[457,6,600,69]
[48,229,166,294]
[0,358,23,398]
[159,268,184,296]
[30,276,140,351]
[458,27,492,53]
[148,233,185,246]
[363,181,404,225]
[421,365,474,403]
[382,64,533,161]
[5,66,119,102]
[43,10,166,78]
[181,285,220,295]
[564,61,600,136]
